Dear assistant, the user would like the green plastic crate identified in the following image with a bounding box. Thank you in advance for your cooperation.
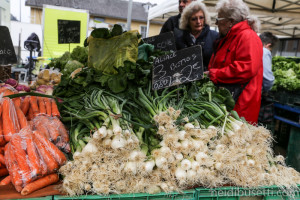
[195,186,300,200]
[54,189,195,200]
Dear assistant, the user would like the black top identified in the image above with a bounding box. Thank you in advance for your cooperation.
[174,25,219,71]
[160,14,181,34]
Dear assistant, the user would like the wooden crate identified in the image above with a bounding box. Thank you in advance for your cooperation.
[0,65,11,81]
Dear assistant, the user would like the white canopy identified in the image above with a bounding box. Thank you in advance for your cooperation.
[147,0,300,37]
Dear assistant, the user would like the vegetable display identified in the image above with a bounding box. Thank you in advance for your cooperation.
[54,27,300,196]
[0,88,70,196]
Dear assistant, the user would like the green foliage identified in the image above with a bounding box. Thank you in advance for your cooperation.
[62,60,84,78]
[111,24,123,37]
[70,46,88,66]
[48,51,70,71]
[272,56,300,91]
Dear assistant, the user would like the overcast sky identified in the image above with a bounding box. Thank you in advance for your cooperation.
[10,0,163,23]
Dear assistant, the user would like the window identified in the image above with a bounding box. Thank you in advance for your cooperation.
[140,25,147,38]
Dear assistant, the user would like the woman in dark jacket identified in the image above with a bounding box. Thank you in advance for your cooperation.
[174,0,219,71]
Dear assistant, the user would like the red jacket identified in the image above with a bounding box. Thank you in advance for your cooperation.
[208,21,263,124]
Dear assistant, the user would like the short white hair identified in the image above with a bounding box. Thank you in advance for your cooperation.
[216,0,260,32]
[179,0,211,31]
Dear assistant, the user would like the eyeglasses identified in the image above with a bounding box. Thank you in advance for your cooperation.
[215,17,227,23]
[191,16,205,21]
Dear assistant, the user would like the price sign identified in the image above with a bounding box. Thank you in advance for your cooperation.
[58,20,81,44]
[0,26,17,65]
[143,32,176,52]
[152,45,203,90]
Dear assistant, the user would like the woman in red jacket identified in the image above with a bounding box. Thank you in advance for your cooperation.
[208,0,263,124]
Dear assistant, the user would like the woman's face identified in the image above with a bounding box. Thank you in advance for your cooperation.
[216,11,232,37]
[189,10,205,33]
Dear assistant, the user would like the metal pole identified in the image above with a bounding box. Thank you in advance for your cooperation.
[29,49,33,83]
[20,0,22,22]
[127,0,133,31]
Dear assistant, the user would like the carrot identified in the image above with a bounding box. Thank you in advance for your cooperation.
[0,118,4,146]
[32,117,51,140]
[32,134,59,173]
[0,175,11,185]
[51,99,60,118]
[3,89,14,97]
[0,154,5,165]
[0,147,5,154]
[12,97,21,108]
[14,104,29,129]
[52,117,69,142]
[46,118,60,142]
[21,96,30,116]
[44,98,52,116]
[10,134,32,184]
[21,173,59,195]
[33,131,66,166]
[5,145,23,186]
[25,131,41,178]
[0,168,8,177]
[27,106,34,121]
[0,104,2,118]
[30,96,39,117]
[2,98,20,142]
[37,97,46,115]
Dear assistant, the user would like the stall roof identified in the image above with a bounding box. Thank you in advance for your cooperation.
[148,0,300,37]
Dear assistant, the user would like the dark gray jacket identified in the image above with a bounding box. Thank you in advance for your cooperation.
[160,14,181,34]
[174,25,219,71]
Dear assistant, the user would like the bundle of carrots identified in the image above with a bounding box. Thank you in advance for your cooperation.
[32,116,70,153]
[22,95,61,121]
[4,126,65,195]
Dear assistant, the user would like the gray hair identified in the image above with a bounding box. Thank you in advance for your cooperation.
[179,0,211,31]
[216,0,260,33]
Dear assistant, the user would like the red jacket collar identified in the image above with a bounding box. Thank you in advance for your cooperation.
[224,20,251,39]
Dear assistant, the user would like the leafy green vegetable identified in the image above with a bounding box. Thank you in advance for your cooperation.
[62,60,84,77]
[272,56,300,91]
[111,24,123,37]
[70,46,88,66]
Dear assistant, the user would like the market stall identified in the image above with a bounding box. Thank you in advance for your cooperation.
[1,24,300,200]
[147,0,300,37]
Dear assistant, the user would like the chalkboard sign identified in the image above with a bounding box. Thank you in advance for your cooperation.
[58,20,81,44]
[0,26,17,65]
[143,32,176,52]
[152,45,203,90]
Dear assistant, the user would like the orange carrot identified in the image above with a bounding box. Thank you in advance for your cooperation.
[51,99,60,118]
[44,98,52,116]
[3,89,14,97]
[14,104,29,129]
[25,131,41,178]
[0,104,2,117]
[10,134,32,184]
[46,120,60,142]
[32,117,51,140]
[21,173,59,195]
[30,96,39,117]
[0,118,4,146]
[5,145,23,186]
[21,96,30,116]
[37,97,46,115]
[12,97,21,108]
[32,134,59,173]
[27,106,34,121]
[0,154,5,165]
[0,168,8,177]
[0,175,11,185]
[2,98,20,142]
[0,147,4,154]
[33,131,66,166]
